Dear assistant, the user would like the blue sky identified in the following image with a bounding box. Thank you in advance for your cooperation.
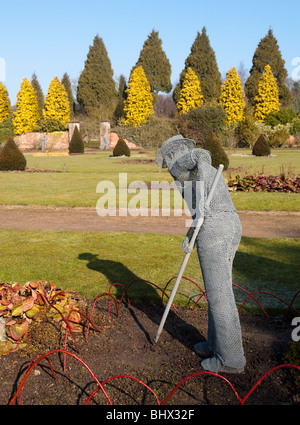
[1,0,299,103]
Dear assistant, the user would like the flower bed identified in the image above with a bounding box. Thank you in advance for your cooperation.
[227,174,300,193]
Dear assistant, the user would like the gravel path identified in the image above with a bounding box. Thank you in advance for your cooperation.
[0,205,299,238]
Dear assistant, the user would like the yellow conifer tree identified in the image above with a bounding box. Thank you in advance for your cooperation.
[0,82,12,123]
[219,67,245,124]
[43,76,70,126]
[124,66,154,127]
[13,78,40,135]
[254,65,280,122]
[177,67,203,114]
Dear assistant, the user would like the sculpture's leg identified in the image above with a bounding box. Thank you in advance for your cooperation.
[196,214,246,373]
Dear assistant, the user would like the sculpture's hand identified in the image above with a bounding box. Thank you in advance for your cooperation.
[181,236,193,253]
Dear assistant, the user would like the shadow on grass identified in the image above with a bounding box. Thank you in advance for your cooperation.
[78,252,204,349]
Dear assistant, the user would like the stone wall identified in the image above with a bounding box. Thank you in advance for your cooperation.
[15,132,69,151]
[109,132,141,150]
[14,130,141,151]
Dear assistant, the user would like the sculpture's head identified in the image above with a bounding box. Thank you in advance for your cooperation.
[156,135,196,170]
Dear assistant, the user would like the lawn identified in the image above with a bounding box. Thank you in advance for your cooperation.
[0,148,299,211]
[0,229,298,312]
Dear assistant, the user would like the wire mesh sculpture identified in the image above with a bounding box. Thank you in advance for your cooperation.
[156,135,246,374]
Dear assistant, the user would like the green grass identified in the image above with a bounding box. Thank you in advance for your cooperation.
[0,149,299,211]
[0,229,298,312]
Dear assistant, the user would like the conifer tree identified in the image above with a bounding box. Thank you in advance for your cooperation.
[123,66,154,127]
[77,35,117,118]
[31,73,44,118]
[62,73,74,117]
[0,82,12,123]
[245,28,292,106]
[254,65,280,122]
[219,67,245,124]
[133,30,172,94]
[43,76,70,126]
[177,67,203,114]
[114,74,127,120]
[13,78,40,135]
[174,27,221,104]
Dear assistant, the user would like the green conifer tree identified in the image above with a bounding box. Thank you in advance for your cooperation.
[219,67,245,124]
[114,74,127,120]
[245,28,292,106]
[123,66,154,127]
[62,72,74,117]
[13,78,40,135]
[0,82,12,123]
[254,65,280,122]
[174,27,221,104]
[133,30,172,95]
[177,67,203,114]
[43,76,70,126]
[77,35,117,119]
[31,73,44,118]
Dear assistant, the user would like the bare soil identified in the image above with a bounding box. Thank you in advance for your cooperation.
[0,206,299,406]
[0,298,298,406]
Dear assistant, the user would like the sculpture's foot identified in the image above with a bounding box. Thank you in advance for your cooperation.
[194,342,211,356]
[201,356,245,374]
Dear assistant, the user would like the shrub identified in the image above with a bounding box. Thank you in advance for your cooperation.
[68,126,84,154]
[113,137,130,157]
[113,116,177,149]
[202,131,229,170]
[0,117,14,142]
[265,108,297,127]
[269,127,290,147]
[291,118,300,135]
[252,134,271,156]
[180,103,226,142]
[38,117,67,132]
[235,115,259,148]
[0,136,26,170]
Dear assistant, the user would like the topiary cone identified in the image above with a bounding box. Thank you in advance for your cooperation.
[252,134,271,156]
[202,131,229,170]
[113,137,130,157]
[68,126,84,154]
[0,136,26,171]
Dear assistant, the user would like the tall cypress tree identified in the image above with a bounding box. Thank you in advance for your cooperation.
[219,67,245,124]
[77,35,117,118]
[132,30,172,95]
[174,27,221,104]
[0,82,12,123]
[254,65,280,122]
[62,72,74,117]
[245,28,292,107]
[43,76,70,126]
[13,78,40,135]
[31,73,44,118]
[177,67,203,114]
[123,66,154,127]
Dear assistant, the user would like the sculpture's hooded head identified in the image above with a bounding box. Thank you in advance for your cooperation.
[156,135,196,169]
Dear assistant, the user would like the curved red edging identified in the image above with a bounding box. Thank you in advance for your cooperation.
[6,277,300,406]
